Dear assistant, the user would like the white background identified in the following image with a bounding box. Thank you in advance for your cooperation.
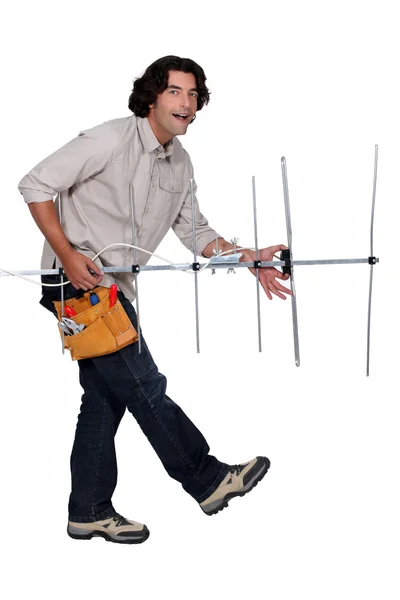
[0,1,399,598]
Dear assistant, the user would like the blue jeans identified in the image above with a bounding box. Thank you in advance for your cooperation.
[40,280,228,522]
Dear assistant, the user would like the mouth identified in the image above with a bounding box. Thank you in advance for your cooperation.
[172,113,190,122]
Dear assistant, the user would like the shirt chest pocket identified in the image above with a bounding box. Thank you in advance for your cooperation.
[147,177,184,220]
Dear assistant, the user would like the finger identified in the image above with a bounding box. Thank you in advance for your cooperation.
[83,278,98,290]
[83,269,103,287]
[276,272,290,280]
[262,270,292,297]
[270,279,292,295]
[269,268,290,280]
[86,266,103,284]
[259,275,273,300]
[268,244,289,254]
[77,272,98,290]
[67,277,85,291]
[87,259,103,277]
[90,270,103,281]
[268,281,288,300]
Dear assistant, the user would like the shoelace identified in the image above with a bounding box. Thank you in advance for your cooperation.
[112,514,130,527]
[228,464,245,476]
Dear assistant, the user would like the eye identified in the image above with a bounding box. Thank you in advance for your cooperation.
[169,90,178,95]
[190,92,198,98]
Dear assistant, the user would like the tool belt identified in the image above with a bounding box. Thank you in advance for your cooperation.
[53,286,138,361]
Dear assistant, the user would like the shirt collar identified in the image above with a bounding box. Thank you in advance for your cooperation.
[138,117,174,158]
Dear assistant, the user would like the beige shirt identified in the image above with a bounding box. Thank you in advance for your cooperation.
[18,116,220,301]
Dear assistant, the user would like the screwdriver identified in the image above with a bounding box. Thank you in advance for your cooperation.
[110,284,118,307]
[90,292,100,305]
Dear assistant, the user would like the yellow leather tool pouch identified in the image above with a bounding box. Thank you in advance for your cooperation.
[53,286,138,361]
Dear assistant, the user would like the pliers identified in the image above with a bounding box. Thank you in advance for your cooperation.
[58,317,85,336]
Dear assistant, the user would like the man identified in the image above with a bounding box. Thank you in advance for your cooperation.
[18,56,291,545]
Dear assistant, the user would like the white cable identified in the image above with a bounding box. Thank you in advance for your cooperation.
[91,243,176,266]
[0,243,180,287]
[196,246,255,271]
[0,243,281,287]
[0,267,46,286]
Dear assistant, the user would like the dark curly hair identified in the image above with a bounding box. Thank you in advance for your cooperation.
[128,55,210,120]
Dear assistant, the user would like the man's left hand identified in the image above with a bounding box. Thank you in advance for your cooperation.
[242,244,292,300]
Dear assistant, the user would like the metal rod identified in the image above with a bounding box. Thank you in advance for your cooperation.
[366,144,378,376]
[57,192,65,354]
[0,257,380,279]
[212,235,219,275]
[370,145,378,258]
[190,179,200,353]
[281,157,300,367]
[366,267,374,377]
[252,176,262,352]
[129,184,141,354]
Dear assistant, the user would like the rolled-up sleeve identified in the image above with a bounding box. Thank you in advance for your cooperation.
[18,123,120,204]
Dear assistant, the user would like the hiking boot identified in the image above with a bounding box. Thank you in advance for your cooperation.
[67,513,150,544]
[200,456,270,515]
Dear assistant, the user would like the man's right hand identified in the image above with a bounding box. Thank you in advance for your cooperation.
[61,249,104,291]
[27,200,104,291]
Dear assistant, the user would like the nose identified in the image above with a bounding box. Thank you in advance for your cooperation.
[179,94,190,109]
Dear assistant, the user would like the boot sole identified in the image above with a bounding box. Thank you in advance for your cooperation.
[67,525,150,544]
[201,457,270,516]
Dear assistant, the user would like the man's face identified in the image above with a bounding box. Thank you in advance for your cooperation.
[147,70,198,145]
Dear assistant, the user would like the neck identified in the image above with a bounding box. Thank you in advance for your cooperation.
[147,115,173,146]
